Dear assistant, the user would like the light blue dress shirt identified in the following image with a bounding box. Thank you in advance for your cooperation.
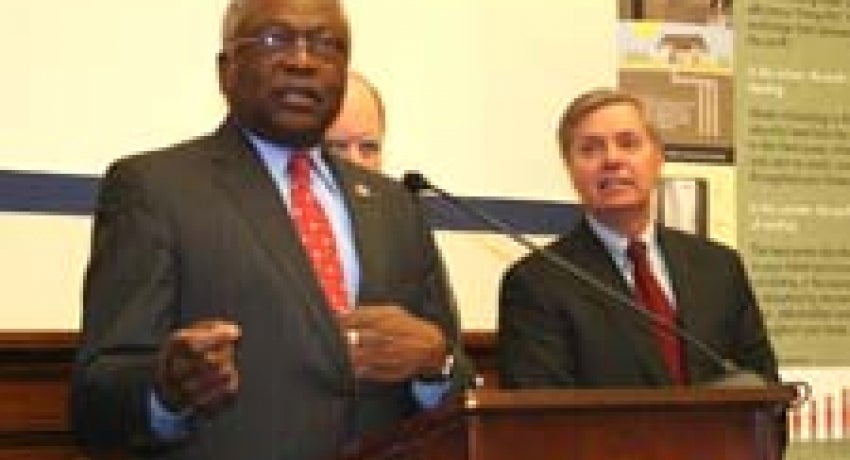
[585,215,677,308]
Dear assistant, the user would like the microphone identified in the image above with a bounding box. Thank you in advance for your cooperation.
[403,171,766,386]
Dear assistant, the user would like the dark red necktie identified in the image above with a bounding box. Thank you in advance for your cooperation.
[626,241,686,384]
[289,153,349,313]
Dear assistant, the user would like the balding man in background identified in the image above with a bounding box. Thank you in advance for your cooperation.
[324,71,386,171]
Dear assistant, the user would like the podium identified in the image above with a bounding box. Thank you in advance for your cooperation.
[338,386,795,460]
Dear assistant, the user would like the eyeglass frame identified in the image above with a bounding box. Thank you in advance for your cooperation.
[223,26,348,60]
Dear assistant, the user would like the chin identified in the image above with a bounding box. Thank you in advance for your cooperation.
[266,118,329,147]
[591,196,644,210]
[259,126,323,148]
[591,201,650,217]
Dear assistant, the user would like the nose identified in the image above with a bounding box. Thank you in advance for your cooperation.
[601,143,627,165]
[293,45,312,69]
[294,37,311,63]
[281,37,318,70]
[343,143,361,158]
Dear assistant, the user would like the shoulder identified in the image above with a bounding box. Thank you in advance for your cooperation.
[107,127,233,178]
[504,220,591,277]
[658,226,743,266]
[96,127,241,215]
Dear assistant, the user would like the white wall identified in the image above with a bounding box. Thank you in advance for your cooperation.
[0,1,616,329]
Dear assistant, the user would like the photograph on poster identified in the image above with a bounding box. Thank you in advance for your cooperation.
[618,21,733,154]
[619,0,732,26]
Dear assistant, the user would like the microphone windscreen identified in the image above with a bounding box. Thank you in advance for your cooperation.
[402,171,430,193]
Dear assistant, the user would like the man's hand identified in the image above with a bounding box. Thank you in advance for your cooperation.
[154,320,241,416]
[339,305,448,382]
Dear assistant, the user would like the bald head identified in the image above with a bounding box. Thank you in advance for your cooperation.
[324,72,386,171]
[222,0,349,46]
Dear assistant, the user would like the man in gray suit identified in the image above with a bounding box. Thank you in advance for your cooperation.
[71,0,468,458]
[498,88,780,388]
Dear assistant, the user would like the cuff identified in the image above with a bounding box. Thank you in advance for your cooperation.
[148,390,194,441]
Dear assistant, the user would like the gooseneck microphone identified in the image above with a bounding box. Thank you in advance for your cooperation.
[403,171,762,384]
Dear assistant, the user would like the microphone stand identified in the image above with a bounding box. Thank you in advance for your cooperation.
[403,172,759,381]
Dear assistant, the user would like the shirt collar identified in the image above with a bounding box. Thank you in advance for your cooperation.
[241,129,339,192]
[585,214,658,259]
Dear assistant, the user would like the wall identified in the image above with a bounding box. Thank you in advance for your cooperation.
[0,1,616,330]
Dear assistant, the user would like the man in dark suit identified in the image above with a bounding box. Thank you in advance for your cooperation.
[497,88,780,389]
[71,0,468,459]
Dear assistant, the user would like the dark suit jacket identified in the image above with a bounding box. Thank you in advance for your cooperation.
[498,218,779,388]
[71,121,467,460]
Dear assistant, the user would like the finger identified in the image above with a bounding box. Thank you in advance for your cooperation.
[158,322,240,410]
[338,305,404,328]
[179,319,241,339]
[347,328,394,349]
[166,343,236,382]
[183,362,239,401]
[202,341,238,368]
[190,370,239,412]
[346,308,440,343]
[355,360,417,382]
[174,321,241,353]
[349,343,404,373]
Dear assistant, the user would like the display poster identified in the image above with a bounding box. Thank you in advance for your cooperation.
[623,1,850,456]
[737,0,850,453]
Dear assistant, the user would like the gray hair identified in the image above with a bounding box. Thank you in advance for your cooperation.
[221,0,249,45]
[557,88,661,156]
[221,0,349,47]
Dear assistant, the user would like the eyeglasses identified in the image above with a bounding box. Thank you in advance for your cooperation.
[225,27,347,60]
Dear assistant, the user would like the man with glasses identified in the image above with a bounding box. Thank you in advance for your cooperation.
[325,71,386,172]
[71,1,468,459]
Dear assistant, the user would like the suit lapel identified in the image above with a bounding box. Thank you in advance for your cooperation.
[657,228,704,381]
[323,156,392,303]
[208,124,348,375]
[566,221,673,384]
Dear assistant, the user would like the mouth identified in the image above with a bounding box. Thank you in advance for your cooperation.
[598,177,635,191]
[271,86,323,112]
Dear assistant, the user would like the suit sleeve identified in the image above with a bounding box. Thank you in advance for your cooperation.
[727,251,780,382]
[407,195,475,391]
[497,262,579,388]
[71,159,179,451]
[725,249,787,454]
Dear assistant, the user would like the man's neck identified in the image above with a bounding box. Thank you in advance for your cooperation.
[587,207,652,240]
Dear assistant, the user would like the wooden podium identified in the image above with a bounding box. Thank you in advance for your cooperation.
[0,332,795,459]
[338,386,795,460]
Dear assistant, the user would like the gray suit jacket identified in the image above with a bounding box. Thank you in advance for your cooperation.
[497,218,779,388]
[72,121,467,460]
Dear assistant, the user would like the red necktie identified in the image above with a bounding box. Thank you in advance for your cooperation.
[289,153,349,313]
[626,241,687,384]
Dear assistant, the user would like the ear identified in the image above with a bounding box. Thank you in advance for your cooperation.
[217,51,231,96]
[653,143,666,166]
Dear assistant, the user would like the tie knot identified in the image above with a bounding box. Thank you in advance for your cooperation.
[289,152,312,179]
[626,240,647,263]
